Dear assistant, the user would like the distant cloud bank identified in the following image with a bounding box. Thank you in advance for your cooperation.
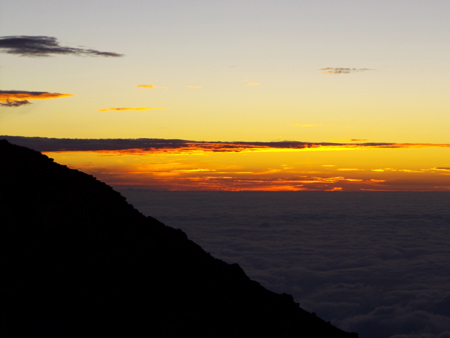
[0,90,74,107]
[0,36,123,57]
[2,136,450,153]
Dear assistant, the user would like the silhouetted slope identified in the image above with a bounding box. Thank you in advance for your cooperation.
[0,139,358,338]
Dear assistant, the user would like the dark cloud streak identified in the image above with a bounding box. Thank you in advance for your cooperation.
[0,90,74,107]
[0,36,123,57]
[0,99,31,107]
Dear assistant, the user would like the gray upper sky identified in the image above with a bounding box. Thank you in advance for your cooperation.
[1,0,450,143]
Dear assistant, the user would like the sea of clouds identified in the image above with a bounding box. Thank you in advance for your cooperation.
[119,190,450,338]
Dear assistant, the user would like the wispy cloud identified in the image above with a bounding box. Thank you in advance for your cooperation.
[0,90,74,107]
[3,136,450,153]
[370,167,449,174]
[136,85,167,89]
[173,169,216,173]
[0,99,32,107]
[0,36,123,57]
[187,85,202,89]
[137,85,155,89]
[98,107,167,111]
[249,82,260,86]
[320,68,372,74]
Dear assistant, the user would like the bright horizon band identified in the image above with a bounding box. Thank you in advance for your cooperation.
[3,136,448,192]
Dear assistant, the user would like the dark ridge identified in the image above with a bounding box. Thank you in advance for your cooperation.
[0,139,358,337]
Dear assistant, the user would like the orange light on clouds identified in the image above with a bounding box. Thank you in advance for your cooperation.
[136,84,155,88]
[3,136,449,192]
[434,167,450,171]
[136,85,167,89]
[41,143,450,192]
[0,90,74,102]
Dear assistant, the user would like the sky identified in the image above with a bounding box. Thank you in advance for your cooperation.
[1,0,450,191]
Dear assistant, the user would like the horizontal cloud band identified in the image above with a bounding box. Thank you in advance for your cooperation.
[0,90,74,101]
[2,136,450,153]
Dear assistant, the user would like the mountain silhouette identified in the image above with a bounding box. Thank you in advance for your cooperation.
[0,139,358,337]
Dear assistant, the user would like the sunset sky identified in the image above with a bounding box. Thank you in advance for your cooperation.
[1,0,450,191]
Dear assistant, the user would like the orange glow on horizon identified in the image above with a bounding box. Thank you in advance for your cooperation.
[41,144,450,192]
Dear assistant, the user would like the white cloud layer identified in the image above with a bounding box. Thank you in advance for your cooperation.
[119,190,450,338]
